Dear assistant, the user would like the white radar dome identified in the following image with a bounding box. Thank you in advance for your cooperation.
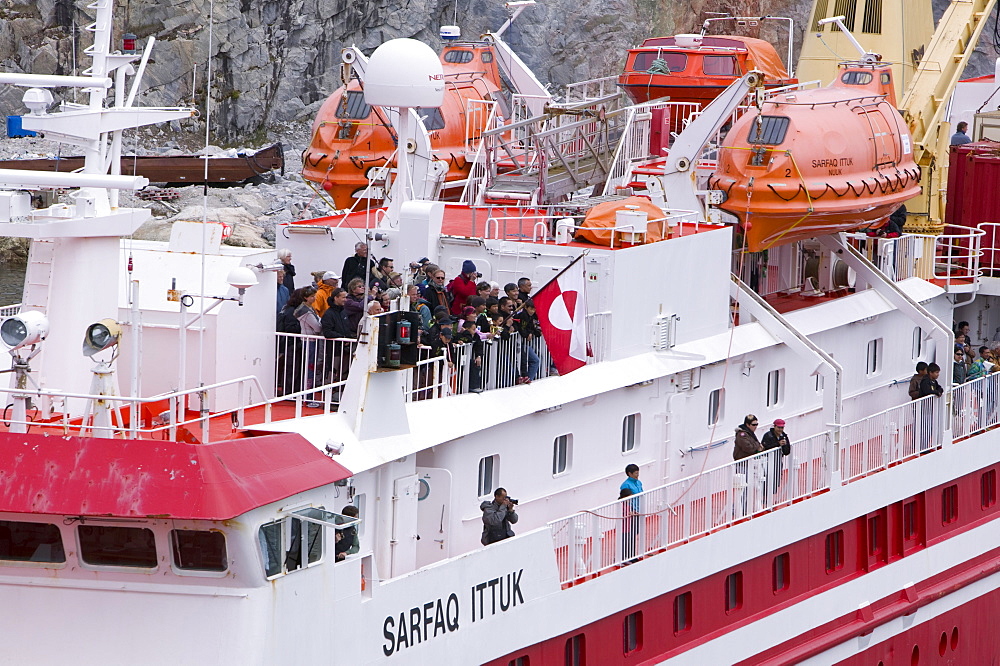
[364,38,445,108]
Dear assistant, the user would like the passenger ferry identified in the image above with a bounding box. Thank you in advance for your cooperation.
[1,2,999,664]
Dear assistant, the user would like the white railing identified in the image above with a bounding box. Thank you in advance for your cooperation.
[0,375,268,443]
[275,332,358,408]
[847,226,984,290]
[952,371,1000,440]
[586,311,612,363]
[561,75,620,104]
[934,226,984,291]
[0,302,20,318]
[460,99,503,206]
[839,393,942,483]
[548,433,830,585]
[732,248,784,296]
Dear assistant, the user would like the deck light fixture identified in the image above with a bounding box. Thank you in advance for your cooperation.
[0,310,49,353]
[83,319,122,359]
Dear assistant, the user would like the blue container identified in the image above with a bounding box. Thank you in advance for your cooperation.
[6,116,37,138]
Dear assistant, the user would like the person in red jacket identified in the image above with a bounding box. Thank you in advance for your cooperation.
[448,260,480,316]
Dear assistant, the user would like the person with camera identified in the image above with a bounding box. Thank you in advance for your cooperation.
[448,260,481,317]
[481,487,519,545]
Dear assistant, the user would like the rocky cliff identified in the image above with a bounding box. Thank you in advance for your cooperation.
[0,0,996,143]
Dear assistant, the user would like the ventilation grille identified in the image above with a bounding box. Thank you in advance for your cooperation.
[654,313,679,351]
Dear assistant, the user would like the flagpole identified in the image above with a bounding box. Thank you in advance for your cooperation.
[511,251,588,316]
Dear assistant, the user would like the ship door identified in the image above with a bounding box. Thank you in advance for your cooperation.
[415,467,453,568]
[390,474,420,577]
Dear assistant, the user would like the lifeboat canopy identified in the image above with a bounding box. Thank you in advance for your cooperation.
[708,59,921,252]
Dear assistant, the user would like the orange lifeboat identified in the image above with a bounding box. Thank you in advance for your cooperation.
[302,41,504,209]
[618,34,796,108]
[708,60,921,252]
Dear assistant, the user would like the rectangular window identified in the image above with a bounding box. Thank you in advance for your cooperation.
[508,658,529,666]
[766,369,784,408]
[564,633,585,666]
[171,530,228,572]
[725,571,743,612]
[747,116,791,146]
[942,485,959,524]
[983,470,997,509]
[825,530,844,572]
[708,388,724,426]
[773,552,790,592]
[867,515,882,557]
[478,455,498,497]
[416,107,446,131]
[903,500,918,539]
[815,374,825,392]
[79,525,156,568]
[633,52,688,73]
[673,591,692,634]
[0,520,65,563]
[866,338,882,376]
[624,611,642,655]
[861,0,882,33]
[258,510,324,579]
[703,55,737,76]
[622,414,639,453]
[335,90,371,120]
[553,434,572,476]
[912,327,923,359]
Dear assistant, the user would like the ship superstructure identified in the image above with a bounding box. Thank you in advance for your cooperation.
[1,3,1000,665]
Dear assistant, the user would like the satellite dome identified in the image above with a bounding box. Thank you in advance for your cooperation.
[364,38,445,108]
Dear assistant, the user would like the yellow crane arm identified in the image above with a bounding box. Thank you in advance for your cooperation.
[898,0,997,230]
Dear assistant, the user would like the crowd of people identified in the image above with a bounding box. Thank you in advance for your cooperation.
[274,244,547,400]
[950,321,1000,387]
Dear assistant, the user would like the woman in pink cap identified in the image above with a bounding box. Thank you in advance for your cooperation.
[761,419,791,502]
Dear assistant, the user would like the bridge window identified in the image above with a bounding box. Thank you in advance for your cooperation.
[633,52,687,73]
[79,525,156,568]
[553,434,573,476]
[417,107,446,131]
[478,455,499,497]
[747,116,790,146]
[673,591,692,633]
[336,90,371,120]
[0,520,65,563]
[622,413,640,453]
[444,49,474,64]
[171,529,228,572]
[258,509,324,579]
[624,611,642,654]
[703,55,737,76]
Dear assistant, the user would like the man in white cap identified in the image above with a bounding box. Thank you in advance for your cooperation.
[315,271,340,318]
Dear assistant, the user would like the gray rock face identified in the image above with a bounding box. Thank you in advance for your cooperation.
[0,0,816,142]
[0,1,996,142]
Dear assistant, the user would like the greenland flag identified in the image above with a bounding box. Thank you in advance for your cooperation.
[533,261,589,375]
